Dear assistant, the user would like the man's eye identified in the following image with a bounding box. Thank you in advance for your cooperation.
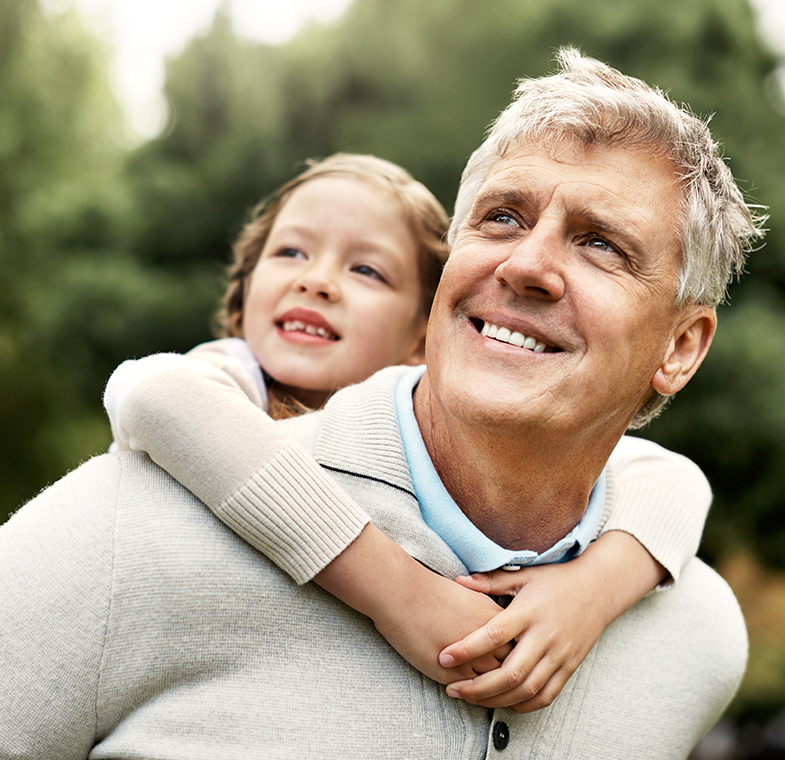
[584,237,620,255]
[352,264,387,283]
[487,210,519,226]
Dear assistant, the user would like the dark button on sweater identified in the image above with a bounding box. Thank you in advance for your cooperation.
[492,720,510,750]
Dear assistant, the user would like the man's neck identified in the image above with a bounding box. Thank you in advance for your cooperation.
[412,373,617,553]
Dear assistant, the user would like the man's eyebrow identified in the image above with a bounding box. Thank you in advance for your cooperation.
[471,187,536,213]
[574,205,645,253]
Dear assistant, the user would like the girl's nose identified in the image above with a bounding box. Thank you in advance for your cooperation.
[293,263,341,302]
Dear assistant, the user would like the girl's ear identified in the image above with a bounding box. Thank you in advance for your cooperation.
[402,332,427,366]
[651,306,717,396]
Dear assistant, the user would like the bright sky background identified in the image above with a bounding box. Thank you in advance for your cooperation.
[41,0,354,139]
[40,0,785,142]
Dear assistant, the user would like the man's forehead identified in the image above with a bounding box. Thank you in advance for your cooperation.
[473,139,683,216]
[458,138,686,280]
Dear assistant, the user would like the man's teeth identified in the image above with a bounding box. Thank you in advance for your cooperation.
[481,321,547,352]
[282,320,337,340]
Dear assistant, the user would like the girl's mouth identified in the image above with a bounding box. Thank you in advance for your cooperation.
[280,319,338,341]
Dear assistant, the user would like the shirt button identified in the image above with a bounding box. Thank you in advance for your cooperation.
[492,720,510,750]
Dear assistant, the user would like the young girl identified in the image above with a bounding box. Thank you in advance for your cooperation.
[105,153,711,712]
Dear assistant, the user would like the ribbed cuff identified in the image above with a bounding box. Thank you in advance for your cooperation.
[603,478,702,589]
[214,445,370,585]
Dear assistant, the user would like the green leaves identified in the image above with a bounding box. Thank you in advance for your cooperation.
[4,0,785,577]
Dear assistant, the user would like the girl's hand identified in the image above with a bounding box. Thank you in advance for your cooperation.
[439,532,666,712]
[372,569,513,684]
[315,524,512,684]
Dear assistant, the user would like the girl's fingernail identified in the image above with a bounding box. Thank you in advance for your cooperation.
[440,653,455,667]
[446,687,460,699]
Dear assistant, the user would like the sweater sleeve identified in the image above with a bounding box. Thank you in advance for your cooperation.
[103,350,370,584]
[605,435,712,586]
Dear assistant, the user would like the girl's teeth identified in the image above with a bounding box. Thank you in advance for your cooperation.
[283,320,335,340]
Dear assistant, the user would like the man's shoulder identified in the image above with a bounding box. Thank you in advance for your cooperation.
[24,452,127,510]
[18,451,199,524]
[14,451,187,516]
[507,556,748,759]
[277,365,410,450]
[0,453,142,613]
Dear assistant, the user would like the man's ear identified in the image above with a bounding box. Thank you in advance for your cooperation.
[652,306,717,396]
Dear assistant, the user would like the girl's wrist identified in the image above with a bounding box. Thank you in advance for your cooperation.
[314,524,424,624]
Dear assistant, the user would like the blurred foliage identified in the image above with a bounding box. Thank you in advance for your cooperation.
[2,0,785,721]
[0,0,127,508]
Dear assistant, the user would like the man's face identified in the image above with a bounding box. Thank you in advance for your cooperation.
[425,138,702,440]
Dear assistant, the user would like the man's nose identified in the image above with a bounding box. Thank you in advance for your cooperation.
[294,260,341,302]
[494,225,566,301]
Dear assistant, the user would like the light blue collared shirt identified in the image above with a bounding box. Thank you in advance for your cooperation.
[395,366,605,574]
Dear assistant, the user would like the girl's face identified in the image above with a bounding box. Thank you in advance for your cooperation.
[243,176,428,408]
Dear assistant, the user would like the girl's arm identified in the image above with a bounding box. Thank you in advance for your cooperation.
[105,345,510,682]
[605,434,711,587]
[106,344,369,585]
[106,348,711,707]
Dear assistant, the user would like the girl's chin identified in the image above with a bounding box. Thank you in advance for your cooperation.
[264,376,335,408]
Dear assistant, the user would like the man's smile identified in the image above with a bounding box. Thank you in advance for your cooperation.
[471,318,563,353]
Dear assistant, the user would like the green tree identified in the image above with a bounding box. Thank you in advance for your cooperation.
[0,0,123,514]
[0,0,220,518]
[119,0,785,575]
[3,0,785,728]
[138,0,785,557]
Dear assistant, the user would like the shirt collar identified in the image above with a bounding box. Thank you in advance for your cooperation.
[395,365,606,574]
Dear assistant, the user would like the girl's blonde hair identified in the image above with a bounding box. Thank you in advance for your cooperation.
[217,153,450,418]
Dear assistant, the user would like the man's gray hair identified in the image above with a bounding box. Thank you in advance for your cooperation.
[450,47,767,427]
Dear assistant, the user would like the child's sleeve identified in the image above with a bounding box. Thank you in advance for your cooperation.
[185,337,269,409]
[106,338,267,452]
[103,342,370,584]
[605,435,712,588]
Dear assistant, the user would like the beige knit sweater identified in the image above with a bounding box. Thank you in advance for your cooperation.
[105,343,712,584]
[0,366,747,758]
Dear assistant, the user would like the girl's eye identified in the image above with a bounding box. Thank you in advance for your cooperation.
[273,247,306,259]
[352,264,387,283]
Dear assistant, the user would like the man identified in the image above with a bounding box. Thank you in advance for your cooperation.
[0,49,762,758]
